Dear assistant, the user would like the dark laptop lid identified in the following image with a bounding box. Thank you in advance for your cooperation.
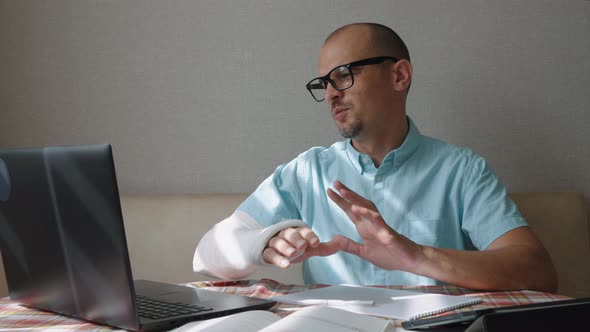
[0,144,142,330]
[0,144,276,331]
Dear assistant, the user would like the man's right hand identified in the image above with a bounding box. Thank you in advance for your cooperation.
[263,227,338,268]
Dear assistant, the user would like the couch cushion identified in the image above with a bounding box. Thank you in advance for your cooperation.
[510,192,590,297]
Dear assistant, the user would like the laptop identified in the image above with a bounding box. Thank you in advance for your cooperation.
[402,297,590,331]
[0,144,275,331]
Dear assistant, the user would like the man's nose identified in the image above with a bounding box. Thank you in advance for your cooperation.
[325,82,343,103]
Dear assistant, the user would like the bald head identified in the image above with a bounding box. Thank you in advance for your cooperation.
[324,23,410,63]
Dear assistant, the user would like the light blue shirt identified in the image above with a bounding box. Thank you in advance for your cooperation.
[239,118,527,285]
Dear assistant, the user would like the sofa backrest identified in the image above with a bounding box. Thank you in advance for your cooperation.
[0,192,588,297]
[509,192,590,297]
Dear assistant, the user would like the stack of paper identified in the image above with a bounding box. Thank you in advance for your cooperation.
[272,285,482,320]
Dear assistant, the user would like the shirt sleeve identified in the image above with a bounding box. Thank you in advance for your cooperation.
[461,154,528,250]
[238,159,306,227]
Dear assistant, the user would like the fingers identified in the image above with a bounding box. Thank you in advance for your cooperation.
[327,187,355,219]
[332,180,376,210]
[263,227,319,268]
[263,247,291,268]
[297,236,362,260]
[329,182,396,245]
[331,235,363,256]
[262,227,375,269]
[328,180,379,225]
[328,188,362,226]
[350,204,383,226]
[293,236,361,262]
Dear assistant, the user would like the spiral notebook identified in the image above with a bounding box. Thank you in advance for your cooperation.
[272,285,482,321]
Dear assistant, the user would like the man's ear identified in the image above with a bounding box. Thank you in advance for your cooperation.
[392,59,412,93]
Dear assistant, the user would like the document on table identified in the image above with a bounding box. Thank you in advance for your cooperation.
[171,306,394,332]
[272,285,482,320]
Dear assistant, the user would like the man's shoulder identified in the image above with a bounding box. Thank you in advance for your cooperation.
[293,141,346,162]
[419,134,484,164]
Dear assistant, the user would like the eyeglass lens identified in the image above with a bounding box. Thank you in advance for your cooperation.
[308,66,353,101]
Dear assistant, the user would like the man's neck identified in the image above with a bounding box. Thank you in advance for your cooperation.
[351,117,409,168]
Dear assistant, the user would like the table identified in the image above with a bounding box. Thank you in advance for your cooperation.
[0,279,569,331]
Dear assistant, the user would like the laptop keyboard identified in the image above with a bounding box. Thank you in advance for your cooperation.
[136,295,213,320]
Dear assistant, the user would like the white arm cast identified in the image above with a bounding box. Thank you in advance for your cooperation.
[192,210,307,280]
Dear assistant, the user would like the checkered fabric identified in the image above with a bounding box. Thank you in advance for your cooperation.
[0,279,570,330]
[187,279,570,317]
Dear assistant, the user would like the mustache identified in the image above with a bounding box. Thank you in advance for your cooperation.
[331,102,349,111]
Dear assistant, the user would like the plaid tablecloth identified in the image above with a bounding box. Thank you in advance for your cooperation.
[0,279,570,331]
[187,279,570,317]
[0,297,117,331]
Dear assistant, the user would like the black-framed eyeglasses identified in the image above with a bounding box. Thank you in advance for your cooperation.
[305,56,398,102]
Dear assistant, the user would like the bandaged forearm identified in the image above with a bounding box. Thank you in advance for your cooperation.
[192,210,306,280]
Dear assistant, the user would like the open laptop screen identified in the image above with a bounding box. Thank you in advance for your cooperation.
[0,144,140,330]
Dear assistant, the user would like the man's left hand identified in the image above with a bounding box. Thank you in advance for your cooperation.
[323,180,424,272]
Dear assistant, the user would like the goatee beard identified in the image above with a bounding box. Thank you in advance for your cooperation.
[339,124,362,139]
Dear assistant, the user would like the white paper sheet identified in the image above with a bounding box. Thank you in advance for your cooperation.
[272,285,481,320]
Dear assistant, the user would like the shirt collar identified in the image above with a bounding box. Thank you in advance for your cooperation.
[345,116,423,174]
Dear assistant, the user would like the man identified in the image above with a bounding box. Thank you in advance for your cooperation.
[193,23,557,292]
